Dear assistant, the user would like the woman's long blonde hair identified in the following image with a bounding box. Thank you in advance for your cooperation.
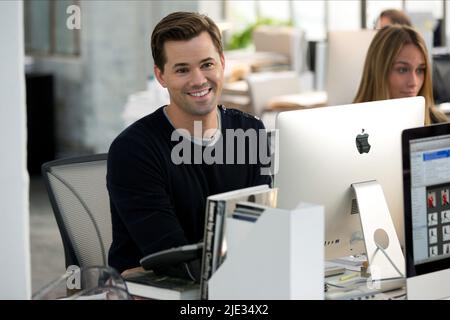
[354,25,447,125]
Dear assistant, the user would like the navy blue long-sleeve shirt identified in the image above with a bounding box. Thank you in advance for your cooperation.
[107,105,271,273]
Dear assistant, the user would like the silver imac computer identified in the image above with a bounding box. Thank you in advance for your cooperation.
[402,123,450,299]
[275,96,425,280]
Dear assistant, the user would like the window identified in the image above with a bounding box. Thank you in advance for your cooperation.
[292,0,326,41]
[258,1,290,22]
[224,0,292,49]
[405,0,443,19]
[24,0,80,56]
[225,0,257,31]
[225,0,360,42]
[366,0,403,29]
[328,0,360,32]
[224,1,447,45]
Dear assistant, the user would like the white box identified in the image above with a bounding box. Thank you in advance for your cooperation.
[208,203,324,299]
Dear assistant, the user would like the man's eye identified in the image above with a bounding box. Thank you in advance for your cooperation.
[202,62,214,69]
[176,68,189,73]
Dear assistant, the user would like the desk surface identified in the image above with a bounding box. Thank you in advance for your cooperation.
[325,270,406,300]
[267,91,327,111]
[222,80,249,96]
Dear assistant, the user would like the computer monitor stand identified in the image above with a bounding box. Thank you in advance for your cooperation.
[352,180,405,281]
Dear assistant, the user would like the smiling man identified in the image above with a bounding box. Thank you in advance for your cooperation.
[106,12,272,279]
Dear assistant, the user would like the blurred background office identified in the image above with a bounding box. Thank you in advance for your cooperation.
[1,0,450,298]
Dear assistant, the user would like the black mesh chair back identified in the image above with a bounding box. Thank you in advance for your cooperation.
[41,154,111,268]
[432,54,450,104]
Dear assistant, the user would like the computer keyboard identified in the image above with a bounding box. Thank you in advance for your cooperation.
[349,290,406,300]
[325,277,406,300]
[326,287,406,300]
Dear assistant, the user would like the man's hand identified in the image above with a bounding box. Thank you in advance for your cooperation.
[121,266,144,278]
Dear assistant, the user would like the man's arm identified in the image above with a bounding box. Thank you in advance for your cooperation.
[107,135,188,264]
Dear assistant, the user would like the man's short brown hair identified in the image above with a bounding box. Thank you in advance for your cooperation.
[151,12,223,73]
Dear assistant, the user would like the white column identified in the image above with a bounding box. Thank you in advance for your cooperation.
[0,0,31,299]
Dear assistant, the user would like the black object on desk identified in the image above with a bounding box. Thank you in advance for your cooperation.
[140,242,203,271]
[140,243,203,283]
[433,54,450,104]
[26,73,56,175]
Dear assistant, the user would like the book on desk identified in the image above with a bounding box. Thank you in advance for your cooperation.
[200,185,278,300]
[124,270,200,300]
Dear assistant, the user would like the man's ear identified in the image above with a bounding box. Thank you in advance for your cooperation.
[154,65,167,88]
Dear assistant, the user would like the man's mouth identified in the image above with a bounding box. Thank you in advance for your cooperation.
[187,88,212,97]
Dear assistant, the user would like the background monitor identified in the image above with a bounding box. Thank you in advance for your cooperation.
[326,30,376,106]
[408,11,435,54]
[275,97,425,260]
[402,123,450,299]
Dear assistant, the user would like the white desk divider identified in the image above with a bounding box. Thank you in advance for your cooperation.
[208,203,324,300]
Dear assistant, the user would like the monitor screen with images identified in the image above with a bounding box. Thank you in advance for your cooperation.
[275,96,425,260]
[403,124,450,270]
[402,123,450,299]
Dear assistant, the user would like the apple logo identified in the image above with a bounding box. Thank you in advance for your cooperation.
[356,129,371,154]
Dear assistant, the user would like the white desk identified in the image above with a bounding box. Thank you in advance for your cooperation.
[267,91,327,111]
[325,269,406,300]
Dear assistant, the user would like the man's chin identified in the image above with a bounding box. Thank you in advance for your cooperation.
[188,103,217,116]
[192,108,216,117]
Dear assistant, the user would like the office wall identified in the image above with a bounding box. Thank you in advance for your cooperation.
[0,1,31,299]
[33,1,152,155]
[32,0,202,155]
[81,1,151,153]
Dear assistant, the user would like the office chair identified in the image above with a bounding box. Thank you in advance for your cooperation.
[245,71,302,129]
[433,54,450,104]
[253,25,308,75]
[246,71,301,116]
[41,154,112,269]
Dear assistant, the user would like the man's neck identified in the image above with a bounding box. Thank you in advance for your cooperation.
[165,104,219,138]
[166,104,219,138]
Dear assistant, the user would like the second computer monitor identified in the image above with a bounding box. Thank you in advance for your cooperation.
[275,97,425,260]
[326,29,376,106]
[402,123,450,299]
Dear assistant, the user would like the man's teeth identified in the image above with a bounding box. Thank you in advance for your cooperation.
[189,89,209,97]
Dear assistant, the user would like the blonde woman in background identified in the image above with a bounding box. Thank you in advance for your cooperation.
[354,25,447,125]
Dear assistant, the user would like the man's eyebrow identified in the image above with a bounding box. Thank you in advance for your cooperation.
[200,57,214,63]
[172,62,189,69]
[171,58,215,69]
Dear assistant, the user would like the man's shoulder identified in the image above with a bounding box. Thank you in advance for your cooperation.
[219,105,264,129]
[110,107,167,150]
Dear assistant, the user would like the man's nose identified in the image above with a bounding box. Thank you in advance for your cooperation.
[190,68,207,86]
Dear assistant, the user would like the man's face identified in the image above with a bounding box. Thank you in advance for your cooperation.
[154,32,225,117]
